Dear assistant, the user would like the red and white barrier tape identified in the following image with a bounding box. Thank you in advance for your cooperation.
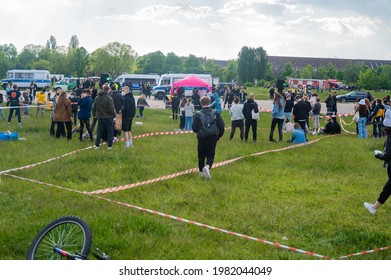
[339,245,391,259]
[339,117,357,135]
[86,140,319,195]
[2,142,389,260]
[0,130,194,175]
[95,195,333,260]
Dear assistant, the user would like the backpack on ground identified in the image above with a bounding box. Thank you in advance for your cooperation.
[197,109,218,137]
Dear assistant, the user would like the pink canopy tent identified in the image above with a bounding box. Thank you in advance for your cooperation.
[170,75,212,95]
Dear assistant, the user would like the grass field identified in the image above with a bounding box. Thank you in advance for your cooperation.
[1,103,391,260]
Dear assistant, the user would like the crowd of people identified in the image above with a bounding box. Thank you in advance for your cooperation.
[3,80,391,214]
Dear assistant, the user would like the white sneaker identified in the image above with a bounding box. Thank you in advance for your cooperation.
[199,172,205,178]
[202,166,211,180]
[107,146,112,150]
[93,145,100,150]
[364,202,377,215]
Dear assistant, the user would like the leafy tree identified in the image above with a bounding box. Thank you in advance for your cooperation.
[0,44,17,69]
[91,42,135,78]
[326,62,337,79]
[222,59,238,82]
[46,35,57,52]
[253,46,268,80]
[299,64,313,79]
[279,61,295,79]
[68,35,79,50]
[264,62,275,81]
[203,59,223,79]
[135,51,165,74]
[164,52,183,73]
[30,59,51,70]
[0,52,10,78]
[343,61,363,84]
[16,44,44,69]
[314,65,328,79]
[68,47,89,77]
[183,54,203,73]
[237,46,255,84]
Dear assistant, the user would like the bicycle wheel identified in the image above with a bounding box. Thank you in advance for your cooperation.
[26,216,92,260]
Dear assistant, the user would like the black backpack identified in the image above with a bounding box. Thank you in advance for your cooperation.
[197,109,218,137]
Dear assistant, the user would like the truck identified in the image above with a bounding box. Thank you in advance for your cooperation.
[152,73,213,100]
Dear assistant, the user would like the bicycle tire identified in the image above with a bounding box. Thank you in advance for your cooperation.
[26,216,92,260]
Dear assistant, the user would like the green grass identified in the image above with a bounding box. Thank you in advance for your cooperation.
[1,106,391,260]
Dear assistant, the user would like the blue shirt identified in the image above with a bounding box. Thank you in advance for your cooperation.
[291,128,307,144]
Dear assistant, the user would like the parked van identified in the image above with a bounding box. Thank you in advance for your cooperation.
[113,74,160,92]
[1,69,51,89]
[152,73,213,100]
[54,77,85,91]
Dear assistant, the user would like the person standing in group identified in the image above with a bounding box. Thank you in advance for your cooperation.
[78,89,93,141]
[364,126,391,215]
[210,87,222,113]
[325,94,334,116]
[229,96,244,140]
[171,93,180,120]
[332,91,338,115]
[22,89,31,117]
[68,90,79,125]
[50,90,60,137]
[357,99,369,139]
[28,81,38,101]
[239,86,247,104]
[368,98,385,138]
[7,84,22,128]
[284,93,294,123]
[121,86,136,149]
[224,86,234,110]
[269,92,285,143]
[312,97,322,134]
[192,95,225,180]
[137,94,150,118]
[242,92,259,142]
[0,90,6,120]
[184,97,194,131]
[53,91,73,140]
[146,82,151,99]
[35,87,47,118]
[179,97,187,131]
[92,84,117,150]
[292,95,309,135]
[110,85,123,140]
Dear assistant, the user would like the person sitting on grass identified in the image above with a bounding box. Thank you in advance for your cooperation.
[289,123,307,144]
[282,119,294,134]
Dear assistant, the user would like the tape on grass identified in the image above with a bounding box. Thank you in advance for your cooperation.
[87,139,319,195]
[3,141,391,259]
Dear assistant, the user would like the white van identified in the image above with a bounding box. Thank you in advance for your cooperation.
[152,73,213,100]
[2,69,51,89]
[113,74,160,92]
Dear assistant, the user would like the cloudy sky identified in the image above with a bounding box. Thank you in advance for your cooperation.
[1,0,390,60]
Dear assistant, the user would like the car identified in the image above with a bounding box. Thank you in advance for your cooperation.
[336,91,368,103]
[54,77,85,91]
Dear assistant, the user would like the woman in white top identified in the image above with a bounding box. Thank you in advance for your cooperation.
[229,96,244,140]
[184,97,195,131]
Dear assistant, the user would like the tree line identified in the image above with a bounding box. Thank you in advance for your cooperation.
[0,35,390,90]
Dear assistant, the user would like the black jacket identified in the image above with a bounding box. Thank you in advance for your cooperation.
[376,135,391,167]
[122,93,136,119]
[242,99,259,120]
[293,100,309,121]
[110,91,124,114]
[192,107,225,139]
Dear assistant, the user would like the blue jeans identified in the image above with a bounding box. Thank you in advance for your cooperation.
[357,117,368,138]
[185,116,193,131]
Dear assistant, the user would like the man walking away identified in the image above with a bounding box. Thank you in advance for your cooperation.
[192,95,225,180]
